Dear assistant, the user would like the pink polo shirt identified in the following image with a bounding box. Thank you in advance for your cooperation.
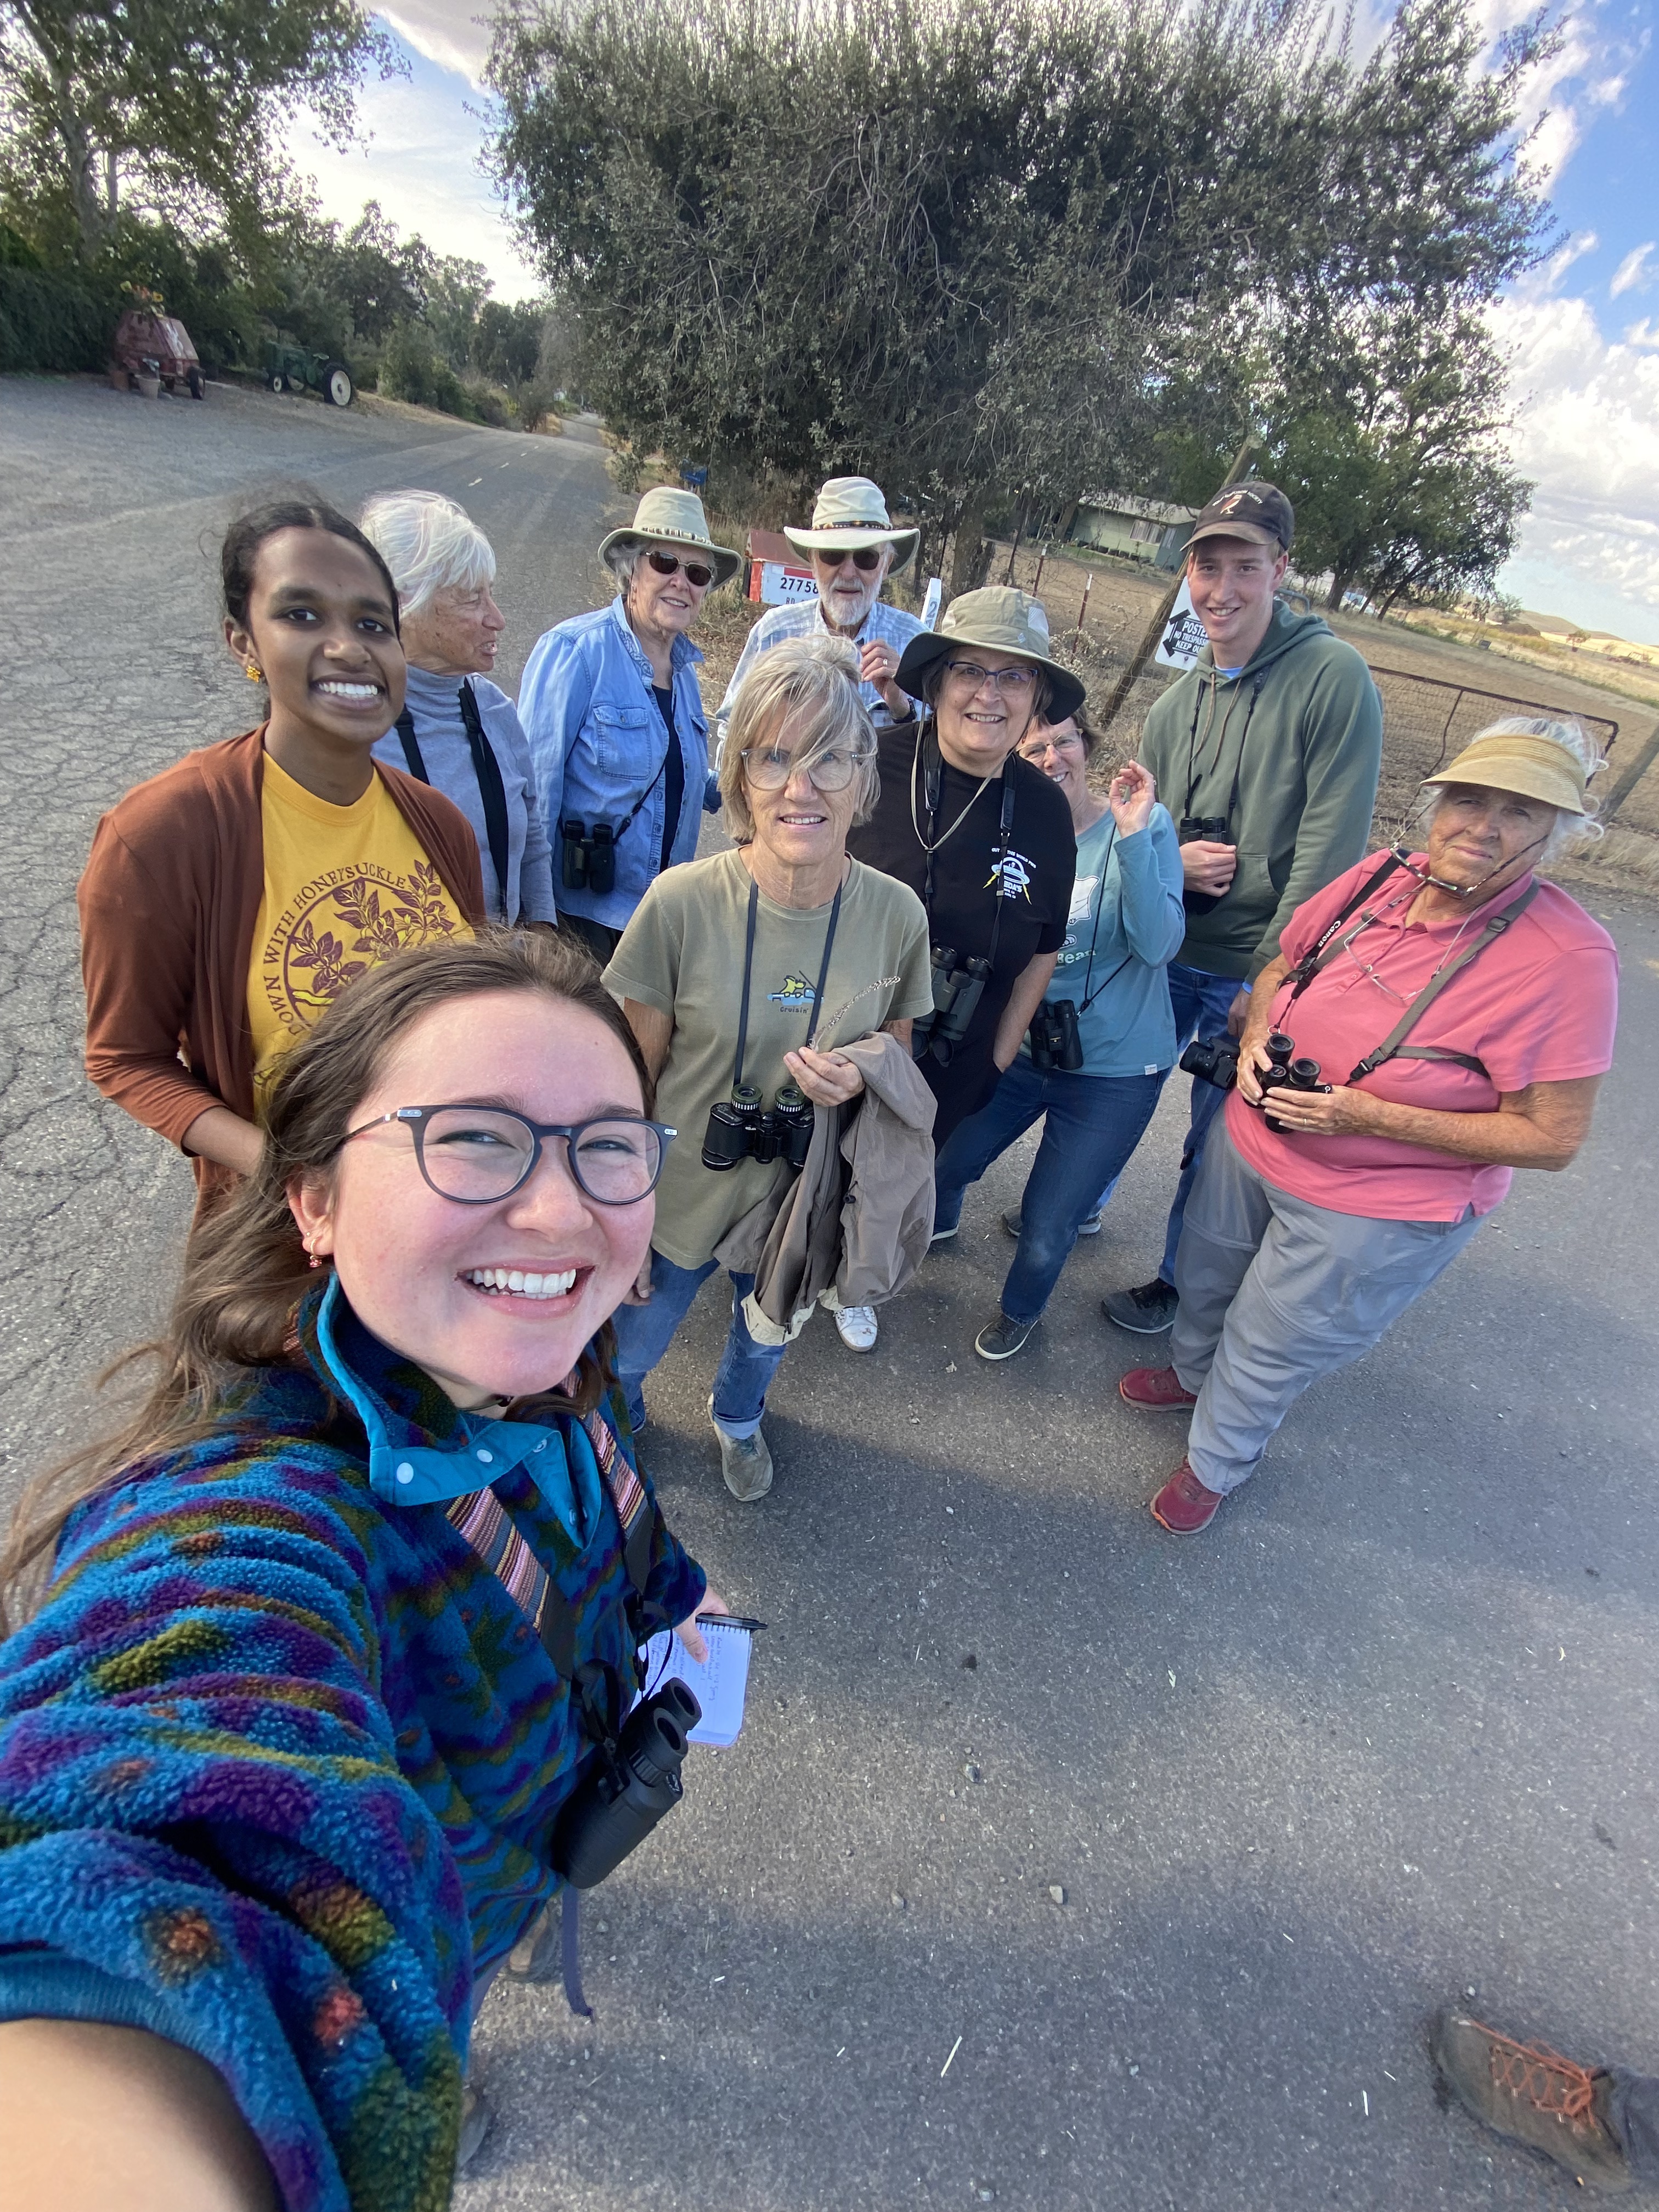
[1225,853,1619,1221]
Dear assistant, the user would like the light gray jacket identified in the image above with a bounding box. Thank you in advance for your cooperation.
[713,1031,937,1344]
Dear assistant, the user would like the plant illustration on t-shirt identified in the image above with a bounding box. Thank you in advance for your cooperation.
[263,861,461,1037]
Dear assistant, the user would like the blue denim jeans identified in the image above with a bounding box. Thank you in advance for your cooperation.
[1092,960,1242,1284]
[933,1058,1164,1325]
[608,1251,787,1440]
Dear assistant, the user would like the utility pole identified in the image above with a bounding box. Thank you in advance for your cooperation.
[1094,438,1257,735]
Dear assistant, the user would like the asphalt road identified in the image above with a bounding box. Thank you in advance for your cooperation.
[3,373,1657,2212]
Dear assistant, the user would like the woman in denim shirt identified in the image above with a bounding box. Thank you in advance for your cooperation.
[520,490,740,961]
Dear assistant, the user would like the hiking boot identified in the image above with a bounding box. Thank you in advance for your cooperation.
[1003,1207,1101,1239]
[711,1404,774,1502]
[1150,1459,1225,1534]
[458,2077,493,2171]
[1119,1365,1199,1412]
[1102,1277,1178,1332]
[1430,2010,1633,2190]
[834,1304,879,1352]
[505,1901,559,1983]
[974,1312,1038,1362]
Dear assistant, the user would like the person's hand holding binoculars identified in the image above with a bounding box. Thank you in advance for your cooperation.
[783,1043,866,1107]
[1181,838,1237,896]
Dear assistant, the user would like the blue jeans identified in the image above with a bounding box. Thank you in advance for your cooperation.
[609,1252,787,1440]
[933,1059,1164,1325]
[1092,960,1242,1285]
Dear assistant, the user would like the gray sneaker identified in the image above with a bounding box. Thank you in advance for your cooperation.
[975,1312,1039,1362]
[1002,1207,1102,1238]
[712,1407,774,1501]
[458,2078,493,2170]
[1102,1278,1178,1333]
[504,1901,559,1982]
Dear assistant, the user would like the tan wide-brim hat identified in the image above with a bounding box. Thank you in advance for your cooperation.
[896,585,1086,721]
[598,487,741,588]
[782,475,920,571]
[1423,727,1590,815]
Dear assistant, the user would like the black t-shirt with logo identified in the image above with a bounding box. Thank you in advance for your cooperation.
[849,720,1076,1139]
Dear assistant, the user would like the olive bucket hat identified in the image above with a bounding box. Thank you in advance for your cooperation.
[895,585,1086,721]
[783,476,920,571]
[597,487,741,587]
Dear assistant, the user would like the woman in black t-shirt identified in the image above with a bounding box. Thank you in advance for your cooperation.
[847,587,1077,1145]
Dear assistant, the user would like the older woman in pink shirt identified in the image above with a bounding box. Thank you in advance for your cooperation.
[1116,718,1619,1534]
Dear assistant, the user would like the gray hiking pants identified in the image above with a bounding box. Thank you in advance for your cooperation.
[1169,1120,1483,1495]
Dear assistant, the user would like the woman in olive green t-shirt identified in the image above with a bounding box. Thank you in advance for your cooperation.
[605,639,932,1500]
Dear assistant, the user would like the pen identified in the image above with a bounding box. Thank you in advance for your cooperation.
[697,1613,767,1633]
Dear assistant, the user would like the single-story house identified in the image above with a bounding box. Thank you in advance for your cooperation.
[1063,493,1196,569]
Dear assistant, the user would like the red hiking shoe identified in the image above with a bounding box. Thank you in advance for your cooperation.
[1150,1459,1225,1534]
[1119,1365,1198,1412]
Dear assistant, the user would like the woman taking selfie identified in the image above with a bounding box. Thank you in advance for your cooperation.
[0,933,720,2209]
[930,708,1184,1362]
[78,499,485,1206]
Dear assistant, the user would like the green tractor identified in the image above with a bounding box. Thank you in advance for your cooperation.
[262,337,354,408]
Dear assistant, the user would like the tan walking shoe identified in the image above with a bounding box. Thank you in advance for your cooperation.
[1430,2009,1633,2190]
[710,1399,774,1500]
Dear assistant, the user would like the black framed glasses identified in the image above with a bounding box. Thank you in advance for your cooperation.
[815,545,885,571]
[943,659,1036,693]
[343,1104,676,1206]
[646,548,715,588]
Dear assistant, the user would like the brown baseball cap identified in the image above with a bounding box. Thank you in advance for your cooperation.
[1188,481,1294,554]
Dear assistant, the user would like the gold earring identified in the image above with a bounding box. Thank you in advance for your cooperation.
[245,662,263,682]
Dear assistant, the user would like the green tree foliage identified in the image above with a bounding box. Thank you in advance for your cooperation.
[488,0,1551,590]
[0,0,397,259]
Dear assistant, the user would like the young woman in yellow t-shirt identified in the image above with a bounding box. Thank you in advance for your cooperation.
[78,500,485,1202]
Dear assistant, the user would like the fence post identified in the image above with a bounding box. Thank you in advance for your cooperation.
[1599,723,1659,825]
[1074,572,1093,645]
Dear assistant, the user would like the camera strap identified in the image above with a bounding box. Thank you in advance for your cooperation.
[396,690,516,922]
[1280,851,1539,1084]
[1074,817,1121,1014]
[730,872,845,1091]
[1183,665,1269,829]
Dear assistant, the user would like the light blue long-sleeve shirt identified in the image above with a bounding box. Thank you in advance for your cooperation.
[517,597,712,932]
[1035,802,1187,1077]
[371,665,557,925]
[714,596,926,756]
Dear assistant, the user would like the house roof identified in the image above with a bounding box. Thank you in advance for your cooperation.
[1074,493,1197,528]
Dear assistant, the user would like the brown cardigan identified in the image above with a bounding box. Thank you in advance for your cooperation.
[78,726,487,1195]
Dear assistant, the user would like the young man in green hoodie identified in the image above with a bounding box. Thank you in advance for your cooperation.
[1101,482,1383,1333]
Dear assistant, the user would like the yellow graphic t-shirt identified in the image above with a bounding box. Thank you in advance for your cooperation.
[249,756,467,1104]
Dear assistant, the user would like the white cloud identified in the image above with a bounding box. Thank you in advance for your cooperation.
[1611,242,1656,297]
[1493,290,1659,641]
[377,2,494,88]
[1626,319,1659,351]
[285,33,540,299]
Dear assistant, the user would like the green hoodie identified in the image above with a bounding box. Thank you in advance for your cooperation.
[1139,599,1383,981]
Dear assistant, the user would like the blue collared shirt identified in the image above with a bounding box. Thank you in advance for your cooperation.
[371,665,558,926]
[518,597,712,932]
[714,596,926,757]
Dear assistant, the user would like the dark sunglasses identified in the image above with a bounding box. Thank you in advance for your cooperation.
[646,549,715,588]
[815,545,885,572]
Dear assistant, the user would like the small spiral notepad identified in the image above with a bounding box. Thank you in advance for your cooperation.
[638,1618,753,1747]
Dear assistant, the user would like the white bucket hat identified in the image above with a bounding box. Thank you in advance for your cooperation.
[783,476,920,571]
[598,487,741,586]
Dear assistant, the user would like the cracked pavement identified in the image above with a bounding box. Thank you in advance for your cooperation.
[2,374,1657,2211]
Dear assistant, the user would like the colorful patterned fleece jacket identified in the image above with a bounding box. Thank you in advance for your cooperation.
[0,1280,705,2211]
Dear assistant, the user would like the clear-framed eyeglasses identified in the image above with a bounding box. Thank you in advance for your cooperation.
[943,659,1036,694]
[342,1104,676,1206]
[741,741,869,793]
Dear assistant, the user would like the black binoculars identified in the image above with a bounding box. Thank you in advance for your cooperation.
[1180,1032,1242,1089]
[560,818,616,896]
[1178,814,1233,916]
[1028,997,1084,1073]
[701,1082,814,1171]
[1247,1031,1333,1131]
[551,1679,701,1891]
[913,945,991,1063]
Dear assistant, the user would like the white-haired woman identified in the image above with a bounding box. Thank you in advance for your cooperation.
[518,489,740,963]
[1118,719,1620,1536]
[604,638,933,1500]
[362,490,557,929]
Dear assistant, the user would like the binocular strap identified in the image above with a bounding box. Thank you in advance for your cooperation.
[395,689,515,923]
[730,875,844,1091]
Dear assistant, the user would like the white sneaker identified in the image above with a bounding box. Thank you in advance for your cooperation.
[834,1304,879,1352]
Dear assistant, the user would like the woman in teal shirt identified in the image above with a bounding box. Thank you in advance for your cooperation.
[931,707,1186,1362]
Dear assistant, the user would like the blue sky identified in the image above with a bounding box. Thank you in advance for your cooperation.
[288,3,1659,644]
